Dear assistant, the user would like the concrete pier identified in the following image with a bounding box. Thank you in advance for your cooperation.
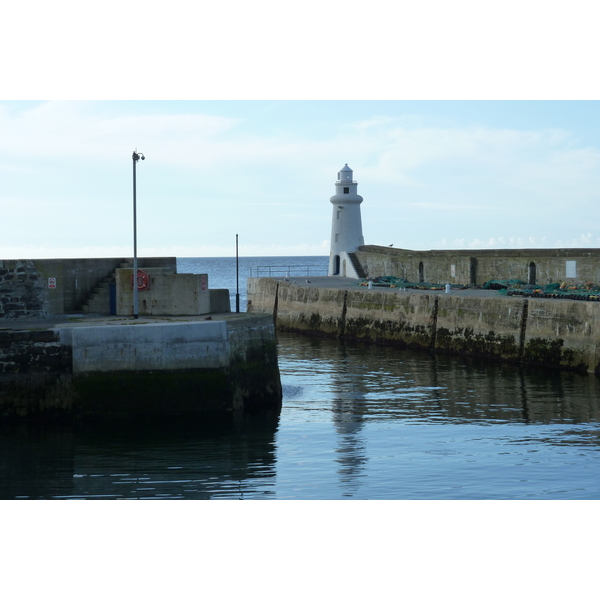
[247,277,600,374]
[0,313,282,420]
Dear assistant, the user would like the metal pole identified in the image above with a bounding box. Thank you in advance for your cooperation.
[132,150,145,319]
[235,233,240,313]
[133,152,138,319]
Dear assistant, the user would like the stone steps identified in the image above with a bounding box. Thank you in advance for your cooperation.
[80,263,132,314]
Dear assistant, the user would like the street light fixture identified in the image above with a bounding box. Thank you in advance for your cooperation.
[132,149,145,319]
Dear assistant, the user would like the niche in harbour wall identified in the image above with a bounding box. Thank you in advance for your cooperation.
[528,261,537,285]
[469,257,478,285]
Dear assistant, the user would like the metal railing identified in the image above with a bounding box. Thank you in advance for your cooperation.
[249,265,328,278]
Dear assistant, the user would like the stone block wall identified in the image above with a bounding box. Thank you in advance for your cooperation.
[0,329,72,376]
[355,245,600,286]
[0,329,74,419]
[248,278,600,373]
[0,260,46,318]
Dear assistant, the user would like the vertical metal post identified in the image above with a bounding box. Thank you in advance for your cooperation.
[132,152,139,319]
[132,149,144,319]
[235,233,240,313]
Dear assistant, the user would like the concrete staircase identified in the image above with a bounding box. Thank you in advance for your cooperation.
[348,253,367,279]
[79,261,132,315]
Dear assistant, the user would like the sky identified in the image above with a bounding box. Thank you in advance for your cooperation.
[1,3,599,262]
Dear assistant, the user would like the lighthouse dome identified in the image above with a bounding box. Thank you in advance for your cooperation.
[337,164,353,182]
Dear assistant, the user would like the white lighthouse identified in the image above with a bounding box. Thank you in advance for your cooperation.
[328,164,365,277]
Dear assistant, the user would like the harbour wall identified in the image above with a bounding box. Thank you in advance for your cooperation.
[0,257,177,317]
[0,314,281,420]
[247,278,600,373]
[355,245,600,286]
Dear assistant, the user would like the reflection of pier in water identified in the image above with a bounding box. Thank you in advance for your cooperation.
[276,332,600,492]
[0,417,279,500]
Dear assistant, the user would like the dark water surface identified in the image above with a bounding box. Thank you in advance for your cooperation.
[2,332,600,500]
[1,256,600,499]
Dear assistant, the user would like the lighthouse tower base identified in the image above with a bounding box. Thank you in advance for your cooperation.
[329,250,364,279]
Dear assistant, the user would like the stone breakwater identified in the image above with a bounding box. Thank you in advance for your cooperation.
[0,260,45,319]
[0,314,282,420]
[247,278,600,374]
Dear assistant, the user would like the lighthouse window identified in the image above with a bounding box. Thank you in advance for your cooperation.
[343,187,349,194]
[337,211,341,220]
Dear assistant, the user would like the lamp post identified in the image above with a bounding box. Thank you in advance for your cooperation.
[132,149,145,319]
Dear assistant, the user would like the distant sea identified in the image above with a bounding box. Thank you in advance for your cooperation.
[177,255,329,312]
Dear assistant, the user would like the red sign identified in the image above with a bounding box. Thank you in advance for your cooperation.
[48,277,57,289]
[131,269,150,291]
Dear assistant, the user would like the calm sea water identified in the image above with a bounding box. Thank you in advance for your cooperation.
[177,255,329,312]
[1,256,600,500]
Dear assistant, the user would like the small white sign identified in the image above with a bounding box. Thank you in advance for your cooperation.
[566,260,577,278]
[451,264,456,278]
[48,277,57,289]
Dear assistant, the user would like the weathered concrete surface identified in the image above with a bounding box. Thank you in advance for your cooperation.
[275,284,346,336]
[0,313,281,420]
[435,295,525,362]
[248,277,600,374]
[524,299,600,371]
[344,289,435,347]
[62,321,230,373]
[116,269,212,316]
[210,289,232,313]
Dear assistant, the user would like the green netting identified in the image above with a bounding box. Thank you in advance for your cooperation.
[499,281,600,301]
[481,279,526,289]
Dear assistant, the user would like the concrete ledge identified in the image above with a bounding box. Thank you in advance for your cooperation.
[62,321,229,374]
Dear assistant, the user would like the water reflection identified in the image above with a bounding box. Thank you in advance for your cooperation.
[276,332,600,427]
[330,344,369,496]
[2,332,600,500]
[275,332,600,498]
[0,416,279,500]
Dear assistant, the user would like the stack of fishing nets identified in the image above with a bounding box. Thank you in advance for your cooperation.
[491,280,600,301]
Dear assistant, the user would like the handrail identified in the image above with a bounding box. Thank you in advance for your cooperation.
[249,265,328,278]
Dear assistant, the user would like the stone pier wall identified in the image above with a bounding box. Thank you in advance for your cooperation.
[247,278,600,373]
[0,314,281,420]
[0,257,177,318]
[0,329,74,419]
[0,260,46,318]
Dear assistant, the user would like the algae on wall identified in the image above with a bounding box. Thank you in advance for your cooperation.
[248,278,600,374]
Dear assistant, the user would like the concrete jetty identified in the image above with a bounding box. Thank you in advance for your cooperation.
[247,276,600,374]
[0,313,282,420]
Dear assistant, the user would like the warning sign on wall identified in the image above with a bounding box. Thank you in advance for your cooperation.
[48,277,57,289]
